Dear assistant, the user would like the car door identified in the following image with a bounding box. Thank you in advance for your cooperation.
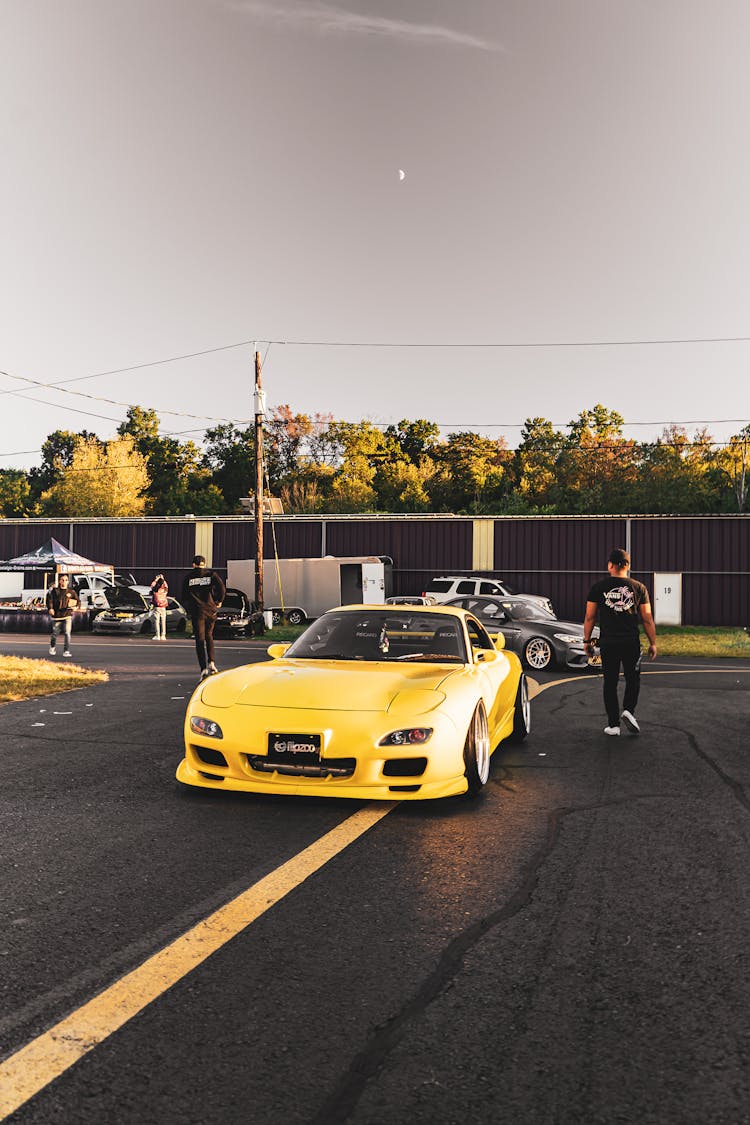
[468,599,519,655]
[465,616,510,739]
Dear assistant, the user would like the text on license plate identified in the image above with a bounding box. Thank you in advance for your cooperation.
[267,732,321,764]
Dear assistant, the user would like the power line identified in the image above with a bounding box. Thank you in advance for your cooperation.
[0,340,257,396]
[0,370,251,425]
[269,334,750,348]
[2,372,746,435]
[2,329,750,400]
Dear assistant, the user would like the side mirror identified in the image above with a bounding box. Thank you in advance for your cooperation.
[474,646,501,663]
[267,642,291,659]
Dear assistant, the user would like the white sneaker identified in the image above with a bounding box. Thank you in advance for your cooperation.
[63,651,72,658]
[604,725,621,736]
[621,710,640,735]
[151,635,160,641]
[208,661,218,675]
[200,668,210,680]
[49,645,56,655]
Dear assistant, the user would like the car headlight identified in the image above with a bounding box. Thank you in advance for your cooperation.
[190,716,224,739]
[379,727,433,746]
[553,633,584,644]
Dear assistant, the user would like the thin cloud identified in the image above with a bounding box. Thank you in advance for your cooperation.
[229,1,501,51]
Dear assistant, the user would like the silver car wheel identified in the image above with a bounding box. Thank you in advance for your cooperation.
[524,637,553,670]
[463,702,491,795]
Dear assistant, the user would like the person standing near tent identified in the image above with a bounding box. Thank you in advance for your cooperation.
[46,573,79,658]
[181,555,225,678]
[149,573,169,641]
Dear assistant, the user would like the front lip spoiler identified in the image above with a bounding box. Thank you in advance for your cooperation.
[246,756,355,778]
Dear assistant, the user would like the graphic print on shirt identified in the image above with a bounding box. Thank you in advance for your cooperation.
[603,585,636,613]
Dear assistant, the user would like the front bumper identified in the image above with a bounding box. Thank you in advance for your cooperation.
[178,704,479,800]
[93,619,143,634]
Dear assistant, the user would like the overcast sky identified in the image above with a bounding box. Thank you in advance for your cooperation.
[1,0,749,471]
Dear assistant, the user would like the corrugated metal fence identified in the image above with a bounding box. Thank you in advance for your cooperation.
[0,515,747,626]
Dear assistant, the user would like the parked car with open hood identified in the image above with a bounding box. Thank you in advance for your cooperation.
[93,587,187,635]
[214,588,265,638]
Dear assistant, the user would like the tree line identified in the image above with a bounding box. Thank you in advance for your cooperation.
[0,403,747,518]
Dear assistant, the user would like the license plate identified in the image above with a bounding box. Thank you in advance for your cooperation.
[267,732,321,765]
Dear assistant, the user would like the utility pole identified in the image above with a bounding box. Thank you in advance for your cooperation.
[253,347,266,612]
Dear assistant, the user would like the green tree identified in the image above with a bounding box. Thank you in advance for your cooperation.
[431,431,508,512]
[0,469,35,517]
[636,426,719,513]
[202,423,256,511]
[42,436,149,516]
[28,429,99,502]
[515,417,566,510]
[716,424,750,512]
[554,405,637,512]
[117,407,216,515]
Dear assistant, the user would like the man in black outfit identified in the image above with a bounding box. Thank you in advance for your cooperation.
[583,548,657,736]
[181,555,226,679]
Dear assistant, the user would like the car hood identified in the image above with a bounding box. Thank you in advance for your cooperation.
[545,619,585,636]
[199,659,452,713]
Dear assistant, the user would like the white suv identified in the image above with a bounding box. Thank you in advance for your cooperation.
[423,575,554,616]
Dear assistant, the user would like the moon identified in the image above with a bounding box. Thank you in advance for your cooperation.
[398,169,406,181]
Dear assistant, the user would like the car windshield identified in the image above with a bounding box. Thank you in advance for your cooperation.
[504,601,556,621]
[285,610,468,663]
[105,587,149,610]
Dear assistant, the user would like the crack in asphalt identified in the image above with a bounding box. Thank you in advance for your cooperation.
[652,721,750,816]
[311,792,667,1125]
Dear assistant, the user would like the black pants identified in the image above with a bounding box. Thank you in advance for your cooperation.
[192,614,216,671]
[600,640,642,727]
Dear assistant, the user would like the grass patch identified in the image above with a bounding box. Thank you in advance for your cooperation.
[262,624,307,642]
[655,626,750,660]
[0,655,109,704]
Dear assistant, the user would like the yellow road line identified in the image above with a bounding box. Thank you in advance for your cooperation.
[535,667,750,696]
[0,802,396,1120]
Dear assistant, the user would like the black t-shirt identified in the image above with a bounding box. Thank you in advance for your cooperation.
[181,568,226,619]
[586,576,650,643]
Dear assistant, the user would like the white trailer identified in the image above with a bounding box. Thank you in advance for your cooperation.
[226,556,386,625]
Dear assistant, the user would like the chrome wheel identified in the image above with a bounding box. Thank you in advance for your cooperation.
[510,674,531,742]
[524,637,553,670]
[463,702,491,795]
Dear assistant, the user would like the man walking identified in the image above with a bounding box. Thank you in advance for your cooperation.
[583,548,657,736]
[46,573,79,658]
[181,555,226,679]
[150,573,169,641]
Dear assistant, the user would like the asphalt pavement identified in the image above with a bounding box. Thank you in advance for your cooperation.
[1,633,750,1124]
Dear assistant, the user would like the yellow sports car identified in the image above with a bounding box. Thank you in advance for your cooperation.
[178,604,531,801]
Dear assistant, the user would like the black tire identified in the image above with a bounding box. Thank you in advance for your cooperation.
[463,702,491,797]
[176,619,187,634]
[272,609,283,626]
[523,636,553,671]
[140,620,154,635]
[509,673,531,742]
[286,608,306,626]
